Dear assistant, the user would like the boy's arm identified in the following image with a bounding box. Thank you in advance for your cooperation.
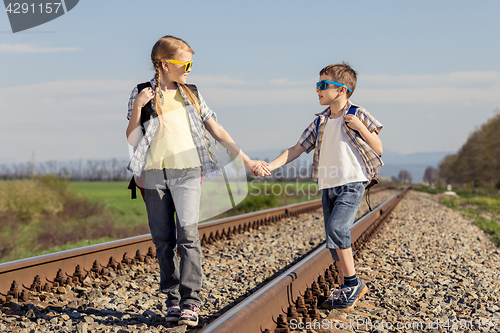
[268,143,306,171]
[344,114,383,155]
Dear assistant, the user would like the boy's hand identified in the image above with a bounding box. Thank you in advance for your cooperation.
[245,160,270,178]
[253,161,271,177]
[344,114,363,132]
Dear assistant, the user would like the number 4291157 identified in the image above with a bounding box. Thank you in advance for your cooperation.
[5,2,62,14]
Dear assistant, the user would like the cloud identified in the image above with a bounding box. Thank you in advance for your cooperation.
[362,71,500,89]
[189,75,313,88]
[0,43,80,53]
[0,80,135,97]
[355,84,500,105]
[187,75,250,86]
[0,80,136,128]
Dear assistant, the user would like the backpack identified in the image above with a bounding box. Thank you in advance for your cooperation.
[127,82,200,200]
[315,106,380,190]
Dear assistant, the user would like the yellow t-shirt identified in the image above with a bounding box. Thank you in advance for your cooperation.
[144,89,201,170]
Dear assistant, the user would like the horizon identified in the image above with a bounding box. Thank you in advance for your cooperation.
[1,1,499,169]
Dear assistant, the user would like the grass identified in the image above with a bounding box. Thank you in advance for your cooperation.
[68,181,148,227]
[414,184,500,247]
[1,177,320,262]
[0,178,149,263]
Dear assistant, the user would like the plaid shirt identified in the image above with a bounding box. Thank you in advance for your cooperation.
[127,78,221,177]
[298,101,383,183]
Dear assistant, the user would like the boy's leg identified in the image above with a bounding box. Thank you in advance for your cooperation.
[143,169,181,308]
[335,248,357,286]
[322,185,360,284]
[322,182,367,311]
[335,261,344,286]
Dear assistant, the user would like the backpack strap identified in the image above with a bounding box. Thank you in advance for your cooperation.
[128,82,153,200]
[185,84,199,101]
[346,105,357,115]
[346,105,360,137]
[137,81,152,93]
[316,105,358,137]
[128,176,137,199]
[136,82,155,135]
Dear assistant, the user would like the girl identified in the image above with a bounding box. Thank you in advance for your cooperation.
[126,35,269,327]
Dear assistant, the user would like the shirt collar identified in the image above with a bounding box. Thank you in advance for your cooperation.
[150,77,180,91]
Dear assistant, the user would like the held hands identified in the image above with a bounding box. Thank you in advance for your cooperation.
[344,114,363,132]
[134,87,155,109]
[245,160,271,178]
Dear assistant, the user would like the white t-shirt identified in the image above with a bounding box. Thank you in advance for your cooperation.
[317,116,369,190]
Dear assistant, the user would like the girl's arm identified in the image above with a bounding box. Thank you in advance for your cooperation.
[204,118,270,177]
[344,114,383,156]
[126,87,155,145]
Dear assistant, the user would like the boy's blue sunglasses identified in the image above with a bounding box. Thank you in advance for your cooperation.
[316,80,352,92]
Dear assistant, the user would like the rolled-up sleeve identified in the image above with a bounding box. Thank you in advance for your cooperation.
[358,108,383,134]
[127,86,138,120]
[198,91,216,124]
[298,118,319,154]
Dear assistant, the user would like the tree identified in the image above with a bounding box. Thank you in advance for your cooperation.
[398,170,412,184]
[438,112,500,187]
[423,166,439,184]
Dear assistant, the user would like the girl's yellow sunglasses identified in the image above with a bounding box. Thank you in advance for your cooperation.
[163,59,193,72]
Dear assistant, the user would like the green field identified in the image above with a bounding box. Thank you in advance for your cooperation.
[68,181,148,227]
[0,177,319,263]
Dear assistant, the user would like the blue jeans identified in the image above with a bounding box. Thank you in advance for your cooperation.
[143,167,202,308]
[321,181,366,261]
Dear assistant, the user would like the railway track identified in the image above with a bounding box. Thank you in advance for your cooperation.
[198,188,408,333]
[0,187,399,332]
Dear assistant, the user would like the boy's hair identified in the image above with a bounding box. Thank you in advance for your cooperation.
[319,62,357,98]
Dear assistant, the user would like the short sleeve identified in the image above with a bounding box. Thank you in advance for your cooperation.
[127,86,138,120]
[357,108,383,134]
[197,90,216,124]
[298,118,319,154]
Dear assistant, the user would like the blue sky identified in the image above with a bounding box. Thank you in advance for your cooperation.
[1,0,500,166]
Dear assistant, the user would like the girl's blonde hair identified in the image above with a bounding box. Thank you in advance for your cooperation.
[151,35,201,116]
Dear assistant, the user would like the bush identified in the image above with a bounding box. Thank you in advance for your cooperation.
[0,178,63,223]
[0,177,149,262]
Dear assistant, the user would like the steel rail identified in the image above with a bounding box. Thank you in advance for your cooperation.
[0,187,387,303]
[198,189,408,333]
[0,195,330,301]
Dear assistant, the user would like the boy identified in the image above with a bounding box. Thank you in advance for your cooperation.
[259,62,383,312]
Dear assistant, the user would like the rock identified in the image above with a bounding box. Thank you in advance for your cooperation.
[76,322,88,333]
[69,311,81,319]
[57,287,67,294]
[142,310,157,317]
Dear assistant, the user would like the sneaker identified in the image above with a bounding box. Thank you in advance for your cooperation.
[165,305,181,322]
[321,278,368,312]
[178,304,199,327]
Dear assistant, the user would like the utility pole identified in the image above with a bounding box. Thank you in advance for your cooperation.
[31,151,35,179]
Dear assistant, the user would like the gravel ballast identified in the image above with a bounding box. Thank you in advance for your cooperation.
[6,189,493,333]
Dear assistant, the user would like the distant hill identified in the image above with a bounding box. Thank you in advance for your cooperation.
[379,150,454,183]
[246,148,454,183]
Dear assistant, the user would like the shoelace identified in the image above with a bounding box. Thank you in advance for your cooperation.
[328,287,351,302]
[182,305,198,317]
[168,307,181,315]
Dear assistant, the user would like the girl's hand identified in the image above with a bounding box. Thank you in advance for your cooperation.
[344,114,363,132]
[246,160,270,178]
[134,87,155,109]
